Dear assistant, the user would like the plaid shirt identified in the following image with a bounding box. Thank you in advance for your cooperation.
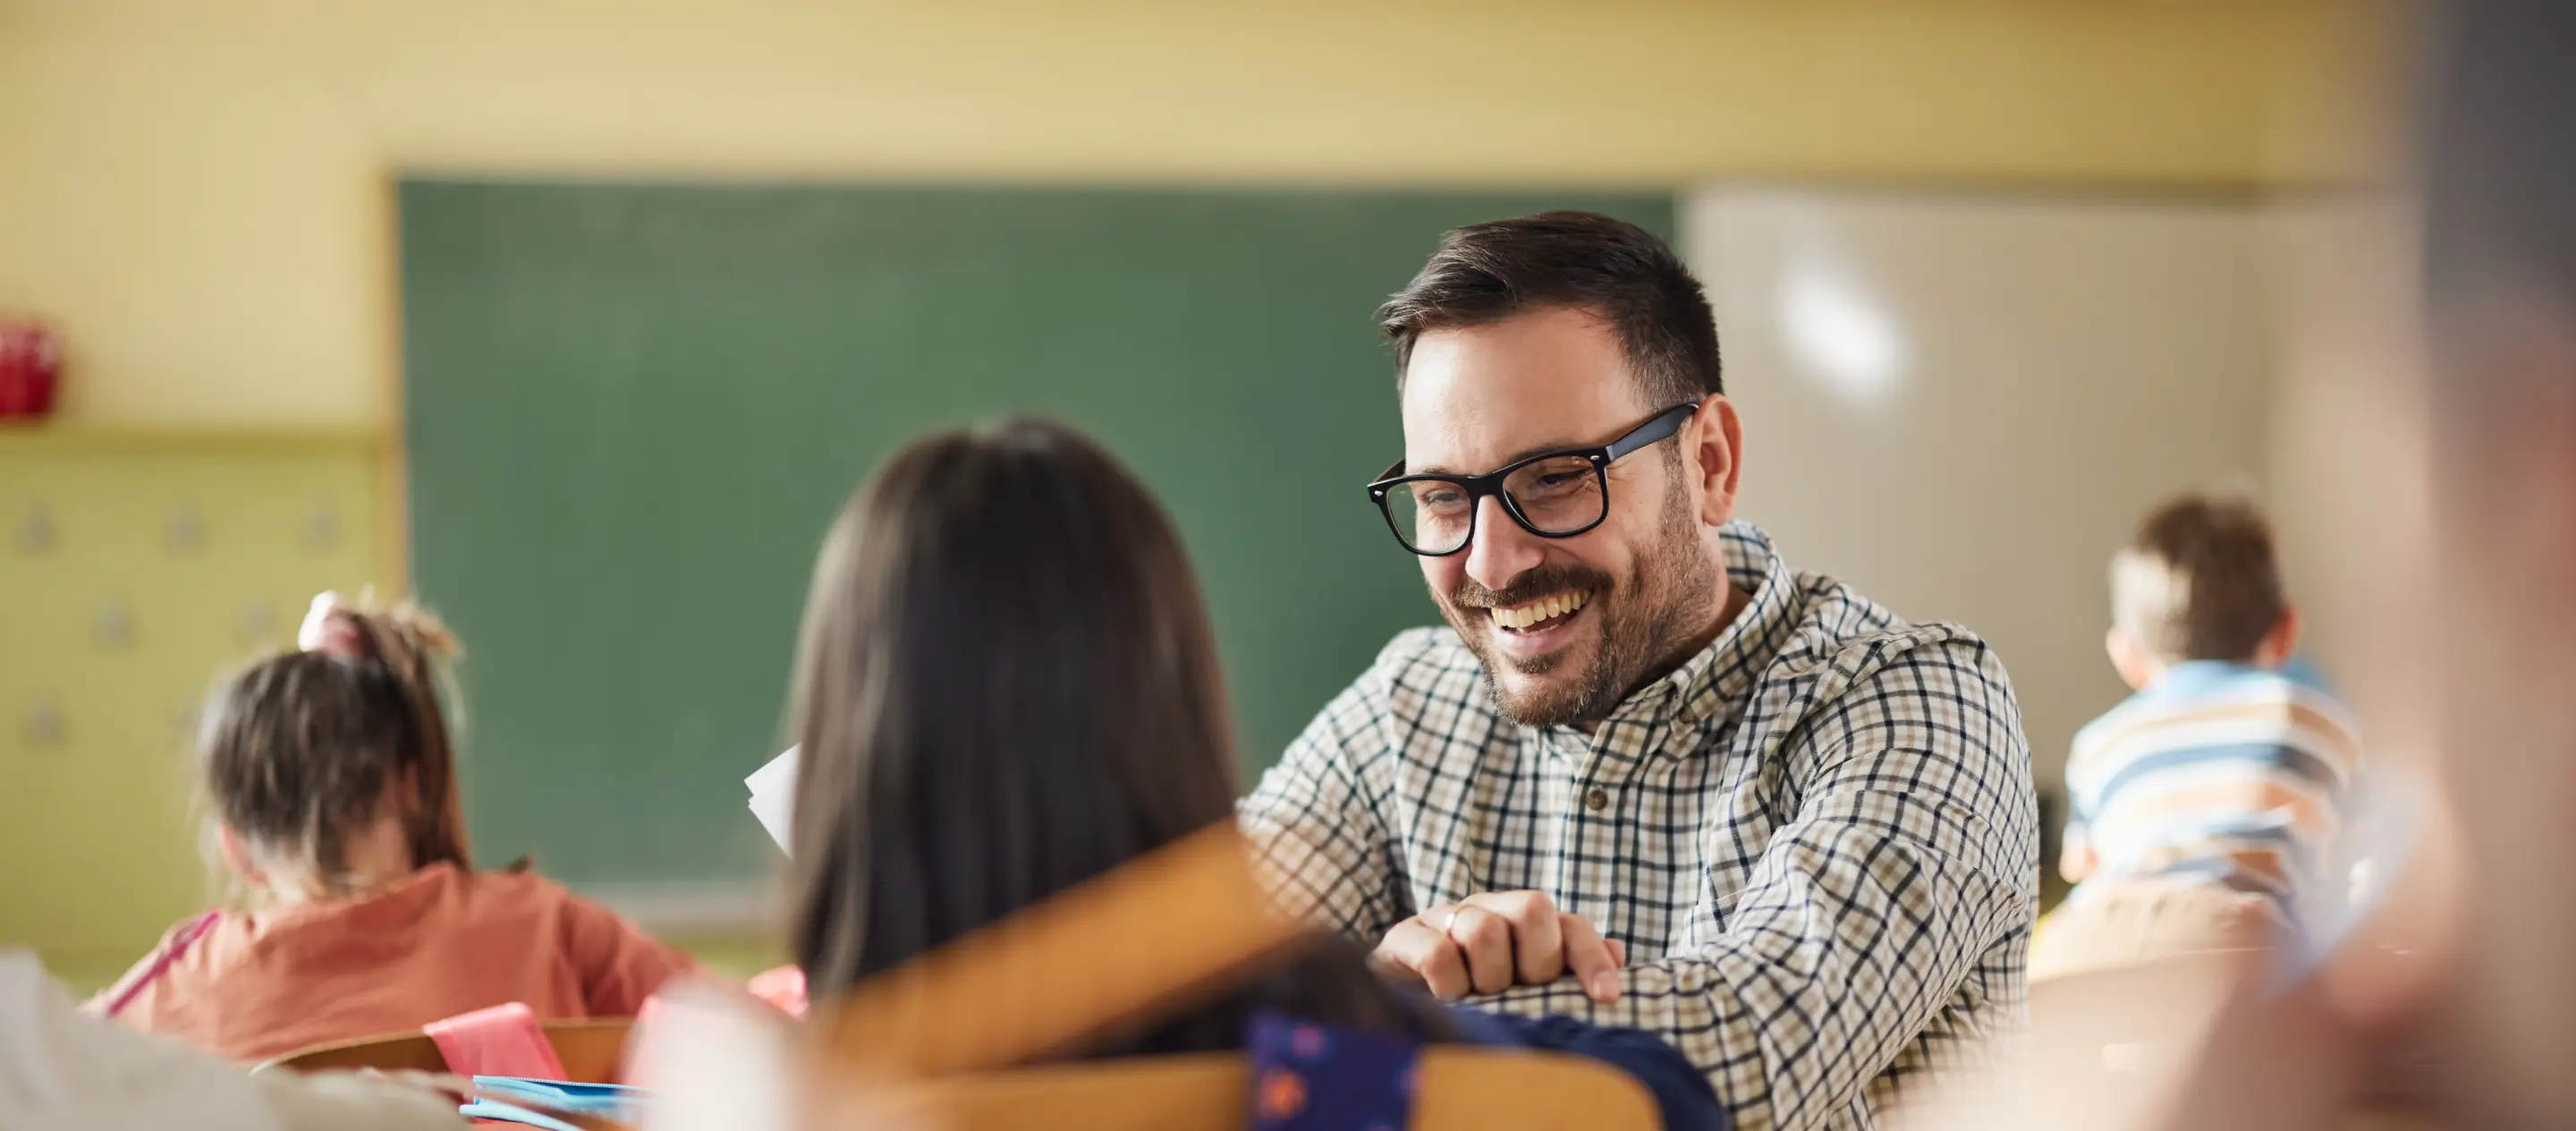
[1241,522,2038,1131]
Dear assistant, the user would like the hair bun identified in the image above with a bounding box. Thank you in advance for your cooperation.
[299,593,462,664]
[298,592,369,657]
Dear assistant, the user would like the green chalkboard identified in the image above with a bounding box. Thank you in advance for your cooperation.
[399,180,1676,888]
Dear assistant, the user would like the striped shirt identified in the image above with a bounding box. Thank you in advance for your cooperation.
[2060,661,2362,915]
[1241,522,2038,1131]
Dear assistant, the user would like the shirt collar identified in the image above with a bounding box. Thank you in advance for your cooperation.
[2140,658,2313,700]
[1551,521,1801,745]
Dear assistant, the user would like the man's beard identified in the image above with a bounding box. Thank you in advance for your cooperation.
[1439,474,1722,728]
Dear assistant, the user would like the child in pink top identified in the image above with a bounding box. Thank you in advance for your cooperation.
[89,596,692,1063]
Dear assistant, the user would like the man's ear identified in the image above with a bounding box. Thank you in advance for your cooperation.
[1690,395,1745,527]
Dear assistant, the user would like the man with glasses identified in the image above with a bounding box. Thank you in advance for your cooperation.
[1242,212,2037,1130]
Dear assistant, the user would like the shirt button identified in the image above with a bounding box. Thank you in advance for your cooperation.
[1584,787,1608,812]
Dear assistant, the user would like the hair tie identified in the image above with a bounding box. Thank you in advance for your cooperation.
[297,591,370,658]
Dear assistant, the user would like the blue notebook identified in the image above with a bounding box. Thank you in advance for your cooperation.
[458,1077,653,1128]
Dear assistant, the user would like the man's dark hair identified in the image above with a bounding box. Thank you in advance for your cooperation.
[1377,211,1722,406]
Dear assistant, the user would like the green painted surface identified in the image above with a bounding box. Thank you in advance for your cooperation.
[400,180,1675,886]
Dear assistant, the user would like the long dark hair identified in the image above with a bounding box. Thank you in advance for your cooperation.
[199,602,473,893]
[785,418,1448,1050]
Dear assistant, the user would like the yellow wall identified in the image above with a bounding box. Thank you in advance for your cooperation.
[0,0,2402,984]
[0,0,2393,426]
[0,428,391,984]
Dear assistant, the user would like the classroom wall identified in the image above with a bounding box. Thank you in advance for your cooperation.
[1689,190,2280,785]
[0,0,2402,959]
[2260,195,2429,770]
[0,0,2394,425]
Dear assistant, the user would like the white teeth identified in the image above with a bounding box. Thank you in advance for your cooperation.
[1491,591,1588,631]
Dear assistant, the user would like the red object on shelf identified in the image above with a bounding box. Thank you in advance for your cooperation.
[0,320,61,419]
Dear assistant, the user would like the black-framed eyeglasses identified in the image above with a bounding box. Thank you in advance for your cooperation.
[1366,402,1699,557]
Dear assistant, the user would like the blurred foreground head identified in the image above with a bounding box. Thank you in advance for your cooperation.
[1908,5,2576,1128]
[2420,0,2576,1122]
[781,417,1241,1004]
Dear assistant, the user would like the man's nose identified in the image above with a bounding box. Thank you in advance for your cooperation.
[1464,493,1543,594]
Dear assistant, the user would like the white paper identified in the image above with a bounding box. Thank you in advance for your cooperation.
[745,747,799,855]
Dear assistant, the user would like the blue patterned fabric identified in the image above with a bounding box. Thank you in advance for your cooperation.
[1245,1011,1418,1131]
[1242,1008,1727,1130]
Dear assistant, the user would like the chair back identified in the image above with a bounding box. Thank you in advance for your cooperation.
[821,1047,1659,1131]
[257,1016,633,1082]
[801,826,1661,1130]
[810,824,1308,1076]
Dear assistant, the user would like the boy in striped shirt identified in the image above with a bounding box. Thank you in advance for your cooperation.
[2035,494,2362,978]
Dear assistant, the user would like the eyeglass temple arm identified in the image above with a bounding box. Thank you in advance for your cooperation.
[1603,403,1699,462]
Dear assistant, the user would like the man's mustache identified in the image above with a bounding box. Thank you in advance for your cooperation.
[1448,565,1613,610]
